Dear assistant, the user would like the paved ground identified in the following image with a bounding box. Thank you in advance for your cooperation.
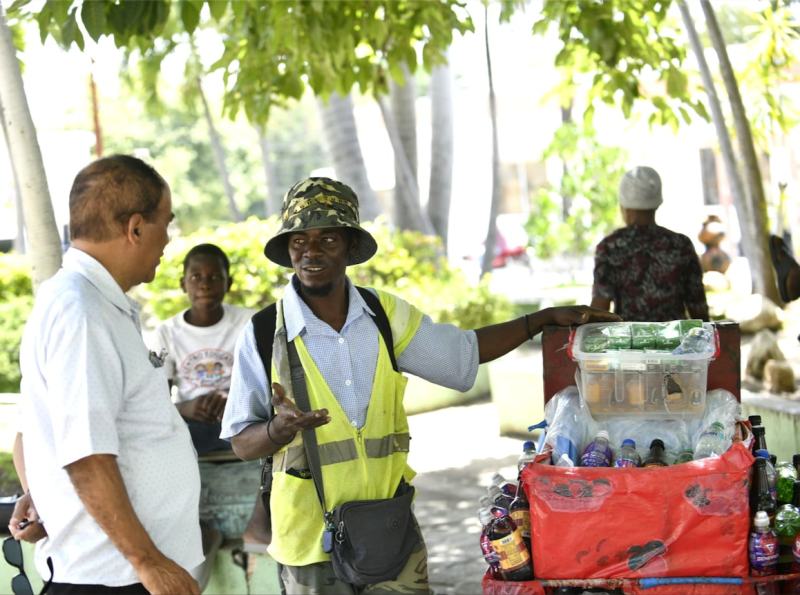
[407,397,529,595]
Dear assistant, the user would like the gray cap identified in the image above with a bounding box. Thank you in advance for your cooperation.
[618,166,663,210]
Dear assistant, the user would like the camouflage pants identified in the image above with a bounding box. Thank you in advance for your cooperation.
[277,517,429,595]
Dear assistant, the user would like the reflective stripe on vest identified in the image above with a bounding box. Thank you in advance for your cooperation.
[273,432,411,472]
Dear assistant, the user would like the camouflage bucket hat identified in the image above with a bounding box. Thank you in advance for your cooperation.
[264,177,378,268]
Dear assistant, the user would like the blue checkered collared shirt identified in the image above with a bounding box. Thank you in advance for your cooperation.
[220,275,479,437]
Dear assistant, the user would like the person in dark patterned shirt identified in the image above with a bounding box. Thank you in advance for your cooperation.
[590,166,709,322]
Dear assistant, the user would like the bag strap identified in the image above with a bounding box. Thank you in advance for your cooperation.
[287,337,329,518]
[252,302,278,405]
[355,287,398,373]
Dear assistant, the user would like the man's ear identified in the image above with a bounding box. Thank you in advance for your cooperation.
[180,275,187,293]
[126,213,145,244]
[349,233,360,256]
[226,275,233,292]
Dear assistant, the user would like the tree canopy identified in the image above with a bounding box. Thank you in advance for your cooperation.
[15,0,473,124]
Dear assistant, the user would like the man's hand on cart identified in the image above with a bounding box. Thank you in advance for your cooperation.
[548,305,621,327]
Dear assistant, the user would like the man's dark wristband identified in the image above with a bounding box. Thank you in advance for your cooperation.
[523,314,534,341]
[266,417,295,446]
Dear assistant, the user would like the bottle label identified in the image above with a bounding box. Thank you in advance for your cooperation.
[480,532,502,565]
[749,530,779,574]
[644,462,668,468]
[510,509,531,538]
[794,535,800,565]
[615,458,638,468]
[491,529,531,572]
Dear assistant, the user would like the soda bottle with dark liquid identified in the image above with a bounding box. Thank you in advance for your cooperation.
[752,425,768,455]
[509,479,531,554]
[486,507,535,581]
[751,457,777,523]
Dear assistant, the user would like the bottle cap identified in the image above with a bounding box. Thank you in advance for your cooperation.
[478,507,495,525]
[754,510,770,528]
[755,449,771,460]
[711,422,724,430]
[752,425,765,436]
[793,454,800,467]
[597,430,610,440]
[523,441,535,450]
[650,439,665,449]
[491,473,506,486]
[487,485,503,498]
[479,495,493,508]
[748,415,762,427]
[622,439,636,448]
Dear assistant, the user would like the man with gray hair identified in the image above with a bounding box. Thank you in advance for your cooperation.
[590,166,709,322]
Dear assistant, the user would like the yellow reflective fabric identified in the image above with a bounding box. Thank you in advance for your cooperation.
[268,290,421,567]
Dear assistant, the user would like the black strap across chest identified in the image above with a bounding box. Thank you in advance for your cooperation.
[251,286,399,414]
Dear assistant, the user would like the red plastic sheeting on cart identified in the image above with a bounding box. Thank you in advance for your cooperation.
[522,442,753,580]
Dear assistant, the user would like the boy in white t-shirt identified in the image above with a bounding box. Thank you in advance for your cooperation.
[152,243,255,453]
[150,244,269,584]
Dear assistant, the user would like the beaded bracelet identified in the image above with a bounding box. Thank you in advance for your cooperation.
[266,417,295,446]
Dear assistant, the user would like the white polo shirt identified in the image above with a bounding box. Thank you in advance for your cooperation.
[19,248,203,586]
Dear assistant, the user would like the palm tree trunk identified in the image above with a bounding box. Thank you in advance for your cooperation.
[678,1,752,267]
[699,0,780,304]
[389,62,419,231]
[198,78,242,222]
[90,59,103,158]
[254,123,282,218]
[427,57,454,249]
[0,3,61,289]
[317,92,383,222]
[481,5,502,279]
[377,96,436,236]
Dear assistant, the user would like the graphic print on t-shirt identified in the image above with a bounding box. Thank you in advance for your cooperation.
[180,349,234,389]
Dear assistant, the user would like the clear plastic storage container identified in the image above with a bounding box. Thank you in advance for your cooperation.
[568,321,719,419]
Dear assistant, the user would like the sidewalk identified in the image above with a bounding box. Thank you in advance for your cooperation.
[407,397,532,595]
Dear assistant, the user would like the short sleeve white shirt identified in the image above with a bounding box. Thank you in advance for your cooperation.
[19,248,203,586]
[151,303,255,403]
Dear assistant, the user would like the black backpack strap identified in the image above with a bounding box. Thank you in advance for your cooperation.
[251,302,278,416]
[356,286,398,373]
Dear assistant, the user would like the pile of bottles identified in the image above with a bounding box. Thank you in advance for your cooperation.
[565,419,729,469]
[746,415,800,582]
[479,441,536,582]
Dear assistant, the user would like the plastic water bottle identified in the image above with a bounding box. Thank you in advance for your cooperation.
[491,473,518,498]
[479,508,506,581]
[580,430,612,468]
[693,421,727,460]
[518,441,537,474]
[612,439,641,468]
[749,511,779,576]
[488,485,513,512]
[756,449,778,501]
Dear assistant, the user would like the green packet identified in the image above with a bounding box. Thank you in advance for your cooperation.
[606,324,631,349]
[583,333,609,353]
[680,319,703,337]
[631,323,656,349]
[656,321,681,350]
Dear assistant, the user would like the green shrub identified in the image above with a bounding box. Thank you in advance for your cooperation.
[144,217,512,329]
[0,295,33,393]
[0,254,32,301]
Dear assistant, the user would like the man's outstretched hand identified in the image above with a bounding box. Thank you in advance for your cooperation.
[269,382,331,443]
[547,305,622,327]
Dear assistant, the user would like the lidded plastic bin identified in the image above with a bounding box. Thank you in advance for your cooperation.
[568,321,719,419]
